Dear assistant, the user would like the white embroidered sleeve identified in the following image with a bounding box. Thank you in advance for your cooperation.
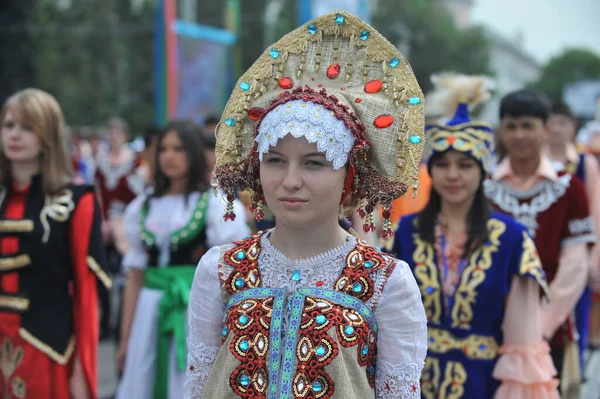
[184,247,224,399]
[121,195,148,271]
[374,260,427,398]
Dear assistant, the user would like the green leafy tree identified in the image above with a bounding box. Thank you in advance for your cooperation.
[0,0,36,102]
[29,0,155,132]
[532,48,600,101]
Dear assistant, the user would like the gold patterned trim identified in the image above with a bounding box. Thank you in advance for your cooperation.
[421,357,441,399]
[451,218,504,329]
[87,256,112,289]
[427,327,498,360]
[0,220,34,233]
[0,338,27,398]
[519,232,550,298]
[40,189,75,243]
[412,233,442,323]
[421,358,467,399]
[18,328,75,365]
[0,295,30,312]
[439,361,467,399]
[0,254,31,272]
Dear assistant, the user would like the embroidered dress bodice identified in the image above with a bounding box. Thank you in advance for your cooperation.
[184,232,428,399]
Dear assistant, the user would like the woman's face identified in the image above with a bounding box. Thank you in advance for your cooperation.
[260,135,346,229]
[430,150,482,207]
[1,109,42,164]
[158,130,189,181]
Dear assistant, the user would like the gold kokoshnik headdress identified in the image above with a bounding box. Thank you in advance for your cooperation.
[213,11,425,238]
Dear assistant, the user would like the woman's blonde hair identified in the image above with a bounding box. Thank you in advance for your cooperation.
[0,88,73,194]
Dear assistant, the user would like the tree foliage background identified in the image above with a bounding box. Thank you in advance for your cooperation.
[0,0,491,132]
[532,48,600,101]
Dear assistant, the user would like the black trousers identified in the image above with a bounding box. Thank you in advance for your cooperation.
[550,344,565,388]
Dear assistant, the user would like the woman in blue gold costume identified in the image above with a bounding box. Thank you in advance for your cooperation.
[390,73,559,398]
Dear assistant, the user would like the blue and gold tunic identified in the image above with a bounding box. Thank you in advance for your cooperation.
[390,211,548,398]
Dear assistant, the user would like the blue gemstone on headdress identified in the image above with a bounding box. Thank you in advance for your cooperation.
[239,375,251,386]
[479,344,486,350]
[426,286,434,294]
[389,57,400,68]
[236,251,246,260]
[269,48,280,59]
[239,315,249,324]
[316,315,327,325]
[240,340,250,351]
[364,261,374,269]
[409,97,421,105]
[409,135,421,144]
[360,30,370,41]
[239,81,251,91]
[344,325,355,335]
[291,270,301,281]
[235,278,245,288]
[335,13,345,25]
[225,118,236,127]
[307,24,318,34]
[352,282,363,293]
[456,139,465,147]
[477,144,484,151]
[361,345,369,355]
[316,345,326,356]
[313,381,323,392]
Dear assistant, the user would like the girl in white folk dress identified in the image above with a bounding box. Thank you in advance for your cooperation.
[116,121,250,399]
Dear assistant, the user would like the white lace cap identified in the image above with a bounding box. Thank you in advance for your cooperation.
[255,99,355,170]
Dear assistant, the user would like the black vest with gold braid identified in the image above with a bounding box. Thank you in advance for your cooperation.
[0,176,107,363]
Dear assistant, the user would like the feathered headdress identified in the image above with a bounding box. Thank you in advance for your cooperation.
[423,73,495,171]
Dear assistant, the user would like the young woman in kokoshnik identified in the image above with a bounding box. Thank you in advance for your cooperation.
[184,11,429,399]
[390,73,559,398]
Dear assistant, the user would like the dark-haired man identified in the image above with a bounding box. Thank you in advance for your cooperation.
[484,89,596,382]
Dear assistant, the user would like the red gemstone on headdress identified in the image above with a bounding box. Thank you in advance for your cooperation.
[447,135,456,144]
[373,114,394,128]
[382,210,391,219]
[355,98,363,103]
[248,107,264,121]
[326,64,341,79]
[364,80,383,93]
[278,77,294,89]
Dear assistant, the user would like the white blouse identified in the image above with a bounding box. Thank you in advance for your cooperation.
[184,233,428,398]
[122,191,249,269]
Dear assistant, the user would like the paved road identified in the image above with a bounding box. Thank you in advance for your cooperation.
[99,341,118,399]
[98,342,600,398]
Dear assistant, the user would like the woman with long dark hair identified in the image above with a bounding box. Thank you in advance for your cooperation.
[0,88,109,398]
[116,121,249,399]
[390,74,558,398]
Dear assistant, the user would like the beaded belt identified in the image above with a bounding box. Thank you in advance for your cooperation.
[427,327,499,360]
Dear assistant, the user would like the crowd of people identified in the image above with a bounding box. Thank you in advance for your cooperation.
[1,10,600,399]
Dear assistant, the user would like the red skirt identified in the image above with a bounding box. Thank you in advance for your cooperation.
[0,313,71,399]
